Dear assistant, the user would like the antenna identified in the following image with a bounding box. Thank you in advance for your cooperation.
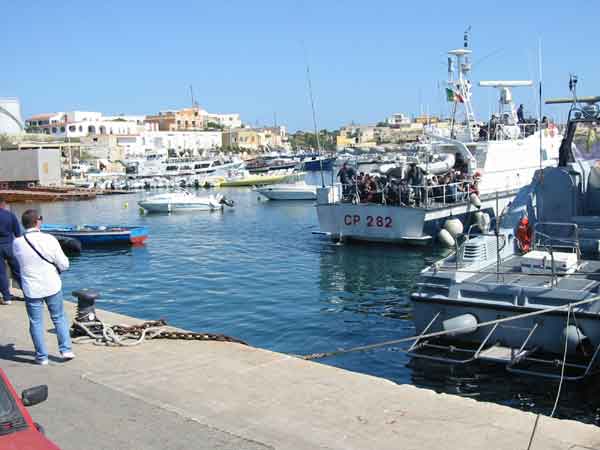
[569,73,578,101]
[189,85,196,108]
[538,39,543,173]
[464,26,471,48]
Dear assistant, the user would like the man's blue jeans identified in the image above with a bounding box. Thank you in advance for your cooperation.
[25,291,72,361]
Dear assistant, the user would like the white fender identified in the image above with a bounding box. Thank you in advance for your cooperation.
[443,314,478,336]
[444,217,463,238]
[469,193,482,208]
[563,325,587,349]
[438,228,455,248]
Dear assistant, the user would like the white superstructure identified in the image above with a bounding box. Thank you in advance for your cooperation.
[317,35,562,245]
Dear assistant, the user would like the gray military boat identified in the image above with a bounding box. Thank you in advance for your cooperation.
[408,81,600,380]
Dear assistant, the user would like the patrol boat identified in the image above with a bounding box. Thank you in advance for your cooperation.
[316,35,562,245]
[408,87,600,380]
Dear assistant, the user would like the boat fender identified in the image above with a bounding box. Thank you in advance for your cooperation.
[443,217,463,238]
[443,314,478,336]
[481,213,491,232]
[473,211,491,233]
[438,228,455,248]
[469,193,482,209]
[563,325,588,350]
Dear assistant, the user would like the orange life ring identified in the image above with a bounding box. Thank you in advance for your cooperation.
[516,217,532,253]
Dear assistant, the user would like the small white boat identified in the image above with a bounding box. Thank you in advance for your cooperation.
[138,190,234,213]
[255,181,317,200]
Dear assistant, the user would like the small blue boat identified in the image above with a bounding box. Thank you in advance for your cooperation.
[302,156,336,171]
[41,224,149,247]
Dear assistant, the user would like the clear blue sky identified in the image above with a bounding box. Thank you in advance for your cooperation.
[2,1,598,131]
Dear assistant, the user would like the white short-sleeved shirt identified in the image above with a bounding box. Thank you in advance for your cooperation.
[12,228,69,299]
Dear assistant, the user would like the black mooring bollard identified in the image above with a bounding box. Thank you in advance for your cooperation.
[71,289,101,337]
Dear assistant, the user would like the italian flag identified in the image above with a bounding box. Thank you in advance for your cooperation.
[446,87,464,103]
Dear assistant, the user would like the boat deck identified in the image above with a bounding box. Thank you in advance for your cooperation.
[450,255,600,297]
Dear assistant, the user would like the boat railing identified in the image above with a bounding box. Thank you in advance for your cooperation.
[533,222,580,256]
[340,178,476,209]
[479,122,552,142]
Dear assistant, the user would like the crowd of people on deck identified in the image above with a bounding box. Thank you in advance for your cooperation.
[337,153,480,207]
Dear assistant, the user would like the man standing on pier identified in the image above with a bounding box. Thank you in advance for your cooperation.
[12,210,73,365]
[0,196,22,305]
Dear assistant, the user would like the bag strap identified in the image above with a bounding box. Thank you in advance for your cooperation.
[23,233,60,274]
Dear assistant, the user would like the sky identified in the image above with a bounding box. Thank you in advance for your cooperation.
[1,1,599,131]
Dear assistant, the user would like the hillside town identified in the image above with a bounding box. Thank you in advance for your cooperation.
[0,97,449,187]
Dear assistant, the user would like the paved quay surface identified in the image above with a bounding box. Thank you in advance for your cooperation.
[1,298,599,450]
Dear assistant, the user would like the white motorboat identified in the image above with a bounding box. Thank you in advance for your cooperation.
[316,35,562,246]
[255,181,317,200]
[138,190,234,213]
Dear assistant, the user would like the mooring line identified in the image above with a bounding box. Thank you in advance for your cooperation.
[299,295,600,361]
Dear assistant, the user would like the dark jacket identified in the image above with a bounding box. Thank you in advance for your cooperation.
[0,208,22,246]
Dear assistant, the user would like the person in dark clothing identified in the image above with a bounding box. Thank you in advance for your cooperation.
[517,104,525,123]
[337,162,357,198]
[0,196,22,305]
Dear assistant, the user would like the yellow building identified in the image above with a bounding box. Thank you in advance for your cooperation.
[223,127,287,151]
[145,107,205,131]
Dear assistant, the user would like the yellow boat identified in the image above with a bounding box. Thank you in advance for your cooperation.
[218,170,303,187]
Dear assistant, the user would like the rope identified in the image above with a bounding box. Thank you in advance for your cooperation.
[550,304,571,418]
[300,295,600,360]
[525,414,541,450]
[525,305,572,449]
[72,320,166,346]
[71,318,248,346]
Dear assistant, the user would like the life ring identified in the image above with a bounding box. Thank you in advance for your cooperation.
[516,216,532,253]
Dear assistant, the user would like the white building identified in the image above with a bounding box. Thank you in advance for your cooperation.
[204,112,242,129]
[26,111,147,138]
[385,113,410,126]
[82,130,224,163]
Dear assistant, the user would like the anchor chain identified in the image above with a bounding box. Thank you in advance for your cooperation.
[72,319,247,346]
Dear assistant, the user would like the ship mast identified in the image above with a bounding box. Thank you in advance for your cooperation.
[447,28,476,142]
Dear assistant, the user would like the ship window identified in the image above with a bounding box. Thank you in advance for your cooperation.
[69,125,76,132]
[79,126,83,132]
[52,127,57,133]
[166,165,177,171]
[60,126,65,132]
[88,125,96,134]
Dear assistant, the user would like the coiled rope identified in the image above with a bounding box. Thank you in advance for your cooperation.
[72,318,247,346]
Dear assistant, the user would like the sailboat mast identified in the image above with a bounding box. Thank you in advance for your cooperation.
[306,63,325,187]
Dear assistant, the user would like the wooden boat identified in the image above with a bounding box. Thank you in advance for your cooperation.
[41,224,148,246]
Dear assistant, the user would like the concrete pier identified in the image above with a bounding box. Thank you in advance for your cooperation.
[1,299,599,450]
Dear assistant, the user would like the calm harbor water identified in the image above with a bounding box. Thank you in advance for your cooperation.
[10,176,600,425]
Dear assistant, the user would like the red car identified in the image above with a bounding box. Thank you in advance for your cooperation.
[0,368,60,449]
